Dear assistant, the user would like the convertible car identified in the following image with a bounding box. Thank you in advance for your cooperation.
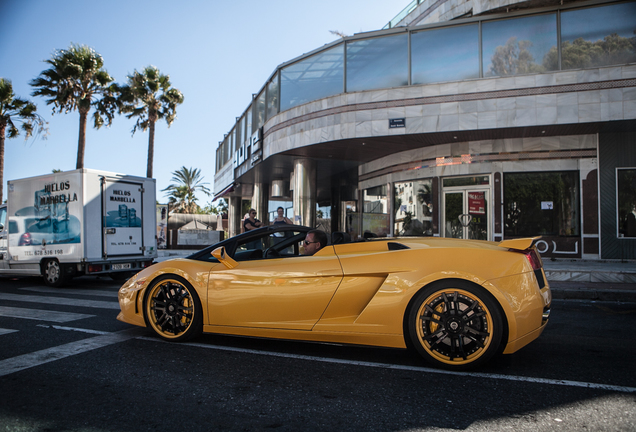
[117,224,551,370]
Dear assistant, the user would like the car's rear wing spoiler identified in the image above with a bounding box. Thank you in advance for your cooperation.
[498,236,541,251]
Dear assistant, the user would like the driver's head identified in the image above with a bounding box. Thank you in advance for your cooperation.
[303,229,328,255]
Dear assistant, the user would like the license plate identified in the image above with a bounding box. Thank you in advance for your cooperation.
[112,263,131,270]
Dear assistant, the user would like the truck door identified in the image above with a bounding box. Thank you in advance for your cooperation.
[102,179,144,257]
[0,205,7,269]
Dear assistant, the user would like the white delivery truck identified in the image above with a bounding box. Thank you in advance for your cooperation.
[0,169,157,287]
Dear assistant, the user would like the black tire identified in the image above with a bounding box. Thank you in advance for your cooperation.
[406,280,504,370]
[42,259,68,288]
[143,275,203,342]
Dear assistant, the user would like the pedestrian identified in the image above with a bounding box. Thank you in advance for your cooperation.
[243,208,262,231]
[273,206,293,225]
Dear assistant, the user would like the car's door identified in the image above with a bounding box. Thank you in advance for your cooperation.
[207,240,343,331]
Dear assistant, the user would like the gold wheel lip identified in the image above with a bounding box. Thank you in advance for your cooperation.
[415,288,494,365]
[145,278,194,339]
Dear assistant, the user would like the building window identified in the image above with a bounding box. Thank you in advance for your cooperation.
[363,185,389,237]
[618,168,636,238]
[394,179,434,236]
[411,24,479,85]
[504,171,580,237]
[266,74,279,121]
[482,13,558,77]
[252,90,266,133]
[560,2,636,70]
[346,34,408,92]
[280,44,344,111]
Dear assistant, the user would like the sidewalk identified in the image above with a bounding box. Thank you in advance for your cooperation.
[543,259,636,302]
[156,250,636,302]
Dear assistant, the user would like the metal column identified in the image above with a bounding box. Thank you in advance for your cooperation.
[252,182,269,225]
[228,196,242,237]
[292,158,316,228]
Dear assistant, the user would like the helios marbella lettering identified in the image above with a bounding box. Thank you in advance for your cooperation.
[110,189,136,203]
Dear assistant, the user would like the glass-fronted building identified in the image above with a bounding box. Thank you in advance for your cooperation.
[214,0,636,260]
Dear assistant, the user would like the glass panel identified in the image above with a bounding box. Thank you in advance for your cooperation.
[618,169,636,238]
[253,90,266,132]
[412,24,480,85]
[266,75,279,120]
[236,116,243,147]
[394,179,434,236]
[245,108,252,139]
[363,185,389,237]
[346,34,408,92]
[504,171,580,237]
[443,176,489,187]
[445,192,464,238]
[560,3,636,70]
[281,44,344,111]
[482,13,557,77]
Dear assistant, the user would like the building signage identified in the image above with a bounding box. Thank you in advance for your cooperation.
[389,118,405,128]
[468,192,486,215]
[250,150,262,167]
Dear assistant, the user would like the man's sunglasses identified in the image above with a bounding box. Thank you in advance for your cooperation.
[304,240,318,245]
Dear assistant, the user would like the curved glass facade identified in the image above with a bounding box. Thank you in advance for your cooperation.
[216,1,636,172]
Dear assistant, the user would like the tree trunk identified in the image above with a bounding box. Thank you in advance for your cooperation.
[0,121,5,203]
[76,109,88,169]
[147,119,156,178]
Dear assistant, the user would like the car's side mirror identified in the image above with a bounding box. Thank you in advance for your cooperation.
[0,223,4,231]
[211,246,238,269]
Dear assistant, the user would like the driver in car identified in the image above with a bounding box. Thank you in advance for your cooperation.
[303,229,328,255]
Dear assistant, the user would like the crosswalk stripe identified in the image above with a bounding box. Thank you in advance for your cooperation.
[0,327,146,377]
[0,306,94,322]
[0,293,120,310]
[20,287,118,298]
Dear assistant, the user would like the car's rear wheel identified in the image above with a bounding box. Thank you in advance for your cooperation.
[407,280,504,370]
[143,275,203,341]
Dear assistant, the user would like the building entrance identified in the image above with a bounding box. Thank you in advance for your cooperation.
[442,176,491,241]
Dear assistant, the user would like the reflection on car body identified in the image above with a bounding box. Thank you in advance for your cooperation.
[118,224,551,370]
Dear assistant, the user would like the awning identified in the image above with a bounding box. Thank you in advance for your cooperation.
[212,183,235,201]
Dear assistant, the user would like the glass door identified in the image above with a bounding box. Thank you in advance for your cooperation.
[443,189,490,240]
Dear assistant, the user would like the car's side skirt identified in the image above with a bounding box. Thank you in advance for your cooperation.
[202,325,407,349]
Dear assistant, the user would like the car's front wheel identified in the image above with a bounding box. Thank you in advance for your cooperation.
[407,280,504,370]
[143,275,203,341]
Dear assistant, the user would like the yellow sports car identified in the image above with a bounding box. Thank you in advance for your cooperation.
[117,225,551,370]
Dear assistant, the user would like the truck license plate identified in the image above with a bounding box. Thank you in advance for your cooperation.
[112,263,131,270]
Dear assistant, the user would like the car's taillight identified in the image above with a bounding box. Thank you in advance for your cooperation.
[524,248,543,270]
[140,260,154,268]
[19,233,32,246]
[520,248,546,289]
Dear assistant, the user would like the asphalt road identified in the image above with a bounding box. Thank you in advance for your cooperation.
[0,275,635,432]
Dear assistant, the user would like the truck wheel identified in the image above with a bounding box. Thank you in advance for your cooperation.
[42,259,68,288]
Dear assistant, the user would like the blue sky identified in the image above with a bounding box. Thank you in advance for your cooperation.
[1,0,406,206]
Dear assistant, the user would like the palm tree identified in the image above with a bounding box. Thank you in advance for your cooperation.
[117,66,184,178]
[30,44,117,169]
[162,167,210,213]
[0,78,47,202]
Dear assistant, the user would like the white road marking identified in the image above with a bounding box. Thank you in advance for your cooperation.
[36,324,110,335]
[0,293,119,310]
[0,328,18,336]
[3,324,636,394]
[20,287,118,298]
[165,338,636,394]
[0,306,94,322]
[0,327,146,377]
